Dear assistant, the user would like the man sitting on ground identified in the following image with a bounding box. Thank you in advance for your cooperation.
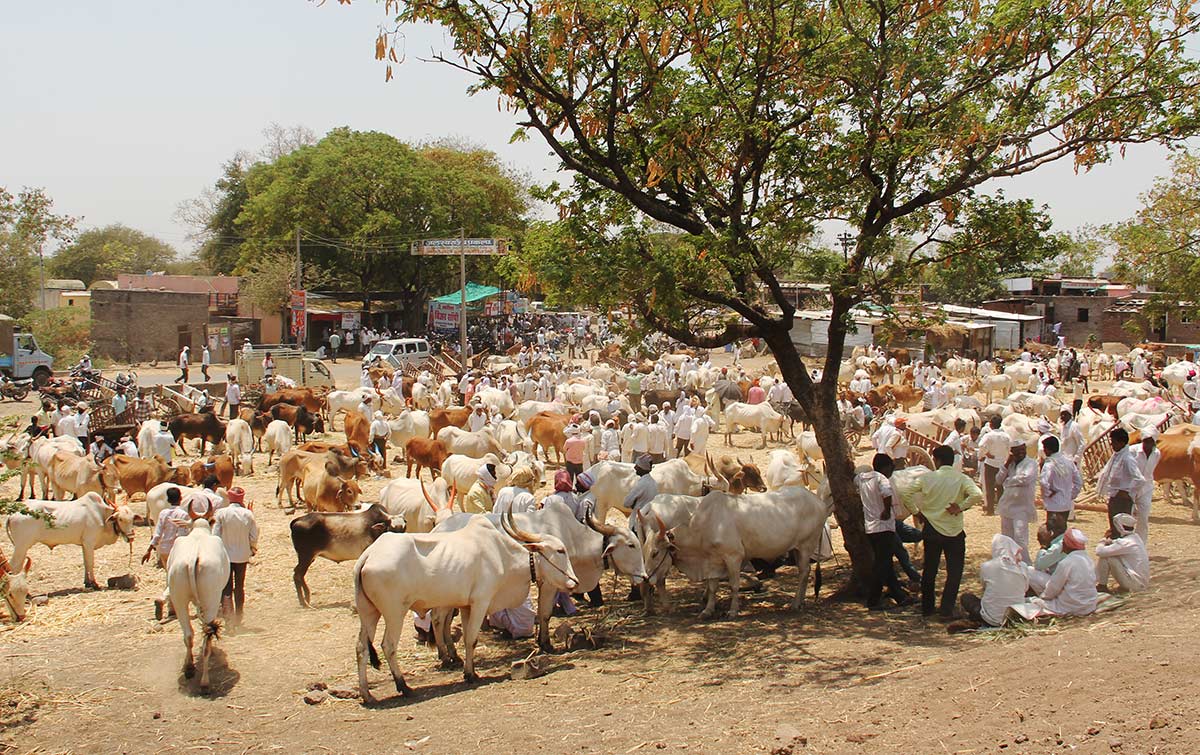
[1026,527,1098,617]
[955,534,1029,630]
[1095,513,1150,594]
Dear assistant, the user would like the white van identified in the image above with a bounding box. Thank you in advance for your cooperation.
[363,338,432,369]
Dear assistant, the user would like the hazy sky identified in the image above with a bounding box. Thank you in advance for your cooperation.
[0,0,1184,255]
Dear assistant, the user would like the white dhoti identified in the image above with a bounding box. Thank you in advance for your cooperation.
[1000,517,1031,564]
[488,598,535,638]
[1134,496,1152,544]
[1027,568,1051,593]
[1096,557,1149,593]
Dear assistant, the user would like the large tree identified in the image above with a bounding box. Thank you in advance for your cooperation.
[350,0,1200,582]
[200,128,527,329]
[0,187,76,318]
[1112,151,1200,300]
[47,224,177,285]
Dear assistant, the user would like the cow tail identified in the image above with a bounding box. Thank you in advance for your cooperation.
[353,557,381,669]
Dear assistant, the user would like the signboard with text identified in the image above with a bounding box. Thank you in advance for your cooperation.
[289,289,307,343]
[427,302,460,332]
[411,238,508,256]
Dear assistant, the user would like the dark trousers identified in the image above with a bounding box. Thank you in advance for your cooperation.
[961,593,986,624]
[566,461,583,481]
[178,367,188,383]
[867,532,906,607]
[228,403,239,420]
[1107,490,1134,536]
[372,437,387,465]
[675,437,689,457]
[201,364,210,381]
[223,561,248,617]
[893,521,923,581]
[629,393,642,411]
[921,523,966,616]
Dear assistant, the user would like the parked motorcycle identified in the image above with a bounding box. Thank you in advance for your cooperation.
[0,376,31,402]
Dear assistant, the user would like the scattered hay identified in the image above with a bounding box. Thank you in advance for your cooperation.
[976,619,1061,642]
[0,677,47,730]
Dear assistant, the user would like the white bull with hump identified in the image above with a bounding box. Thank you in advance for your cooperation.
[224,418,254,474]
[353,513,578,702]
[473,387,515,417]
[5,492,141,590]
[722,402,786,448]
[166,512,230,695]
[437,426,504,458]
[387,409,431,461]
[493,419,533,454]
[586,458,708,519]
[377,476,457,533]
[326,388,376,428]
[640,485,830,619]
[433,501,646,651]
[515,400,571,427]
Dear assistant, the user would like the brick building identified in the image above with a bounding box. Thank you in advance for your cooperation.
[90,289,210,362]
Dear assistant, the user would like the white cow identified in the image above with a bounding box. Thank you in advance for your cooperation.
[1160,360,1196,396]
[554,382,601,407]
[410,381,436,410]
[1116,396,1171,418]
[353,514,578,701]
[439,453,506,506]
[636,493,703,613]
[326,388,376,428]
[473,387,516,417]
[722,402,786,448]
[765,449,808,490]
[1109,380,1159,399]
[224,418,254,474]
[434,502,646,650]
[586,458,707,518]
[792,430,824,472]
[437,426,504,458]
[640,486,829,619]
[5,493,141,589]
[515,400,571,427]
[166,515,230,695]
[387,409,432,462]
[2,552,31,622]
[493,420,533,455]
[138,419,175,462]
[981,374,1013,404]
[261,419,293,466]
[378,476,457,533]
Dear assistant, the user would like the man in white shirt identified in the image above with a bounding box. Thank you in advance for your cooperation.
[623,414,649,462]
[213,487,258,625]
[858,453,911,610]
[1132,355,1147,380]
[1095,513,1150,593]
[978,416,1012,516]
[689,412,715,456]
[356,395,375,424]
[143,487,192,620]
[1027,528,1098,616]
[369,410,391,465]
[201,345,211,381]
[1129,432,1160,543]
[1058,410,1085,462]
[996,438,1038,563]
[959,534,1028,628]
[943,418,966,470]
[178,346,190,383]
[1040,436,1082,529]
[1096,428,1144,537]
[870,417,907,468]
[468,404,489,433]
[225,377,241,420]
[646,415,669,462]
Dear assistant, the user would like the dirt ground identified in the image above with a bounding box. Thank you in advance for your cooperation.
[2,354,1198,755]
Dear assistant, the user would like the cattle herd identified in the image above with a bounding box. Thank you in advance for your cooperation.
[1,340,1196,701]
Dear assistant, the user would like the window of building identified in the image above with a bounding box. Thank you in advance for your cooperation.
[1182,313,1193,324]
[1077,308,1089,323]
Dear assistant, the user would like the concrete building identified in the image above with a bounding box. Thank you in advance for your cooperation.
[36,279,86,309]
[116,273,283,343]
[90,289,210,362]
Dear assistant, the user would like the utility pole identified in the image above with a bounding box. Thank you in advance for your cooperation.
[295,225,303,347]
[459,226,468,364]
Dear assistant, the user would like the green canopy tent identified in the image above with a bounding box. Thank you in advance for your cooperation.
[428,282,502,333]
[432,283,501,305]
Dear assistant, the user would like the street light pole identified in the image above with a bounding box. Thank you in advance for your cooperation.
[837,232,856,260]
[459,227,467,365]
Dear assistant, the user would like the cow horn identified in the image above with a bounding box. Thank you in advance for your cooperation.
[585,508,617,537]
[502,510,540,544]
[420,479,435,508]
[654,513,669,541]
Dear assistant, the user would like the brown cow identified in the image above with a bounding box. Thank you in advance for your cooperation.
[241,408,270,451]
[1087,395,1123,418]
[429,407,471,436]
[528,411,572,464]
[276,449,362,510]
[888,385,925,411]
[167,412,227,456]
[188,454,235,489]
[259,388,325,415]
[404,438,449,479]
[344,412,370,452]
[302,466,362,513]
[269,402,324,441]
[1150,434,1200,522]
[104,454,182,498]
[710,454,767,492]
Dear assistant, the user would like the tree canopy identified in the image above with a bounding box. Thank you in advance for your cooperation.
[183,127,528,327]
[351,0,1200,581]
[0,187,76,318]
[47,224,177,286]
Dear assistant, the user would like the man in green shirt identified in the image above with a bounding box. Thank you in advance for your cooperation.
[908,444,983,619]
[626,372,643,412]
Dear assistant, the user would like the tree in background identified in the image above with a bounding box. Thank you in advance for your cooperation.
[923,195,1065,305]
[1112,151,1200,301]
[18,308,91,366]
[0,187,76,318]
[1054,226,1106,279]
[351,0,1200,583]
[47,224,177,286]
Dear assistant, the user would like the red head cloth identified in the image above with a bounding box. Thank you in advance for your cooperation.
[554,470,572,493]
[227,487,246,504]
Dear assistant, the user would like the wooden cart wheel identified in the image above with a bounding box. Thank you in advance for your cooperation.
[844,426,863,449]
[906,446,934,469]
[157,396,183,419]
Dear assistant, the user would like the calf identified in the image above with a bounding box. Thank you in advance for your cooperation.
[259,387,324,416]
[405,437,450,479]
[527,411,572,464]
[270,402,323,442]
[105,454,181,498]
[188,455,235,489]
[302,465,362,513]
[262,418,293,465]
[429,407,472,436]
[276,449,362,510]
[166,512,230,695]
[168,412,227,457]
[45,451,120,501]
[224,418,255,474]
[5,493,141,589]
[289,504,407,607]
[709,454,767,492]
[344,411,371,453]
[722,402,786,449]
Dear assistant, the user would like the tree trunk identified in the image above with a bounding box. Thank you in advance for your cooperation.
[762,324,873,591]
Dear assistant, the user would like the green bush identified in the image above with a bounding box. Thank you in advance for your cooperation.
[18,308,91,366]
